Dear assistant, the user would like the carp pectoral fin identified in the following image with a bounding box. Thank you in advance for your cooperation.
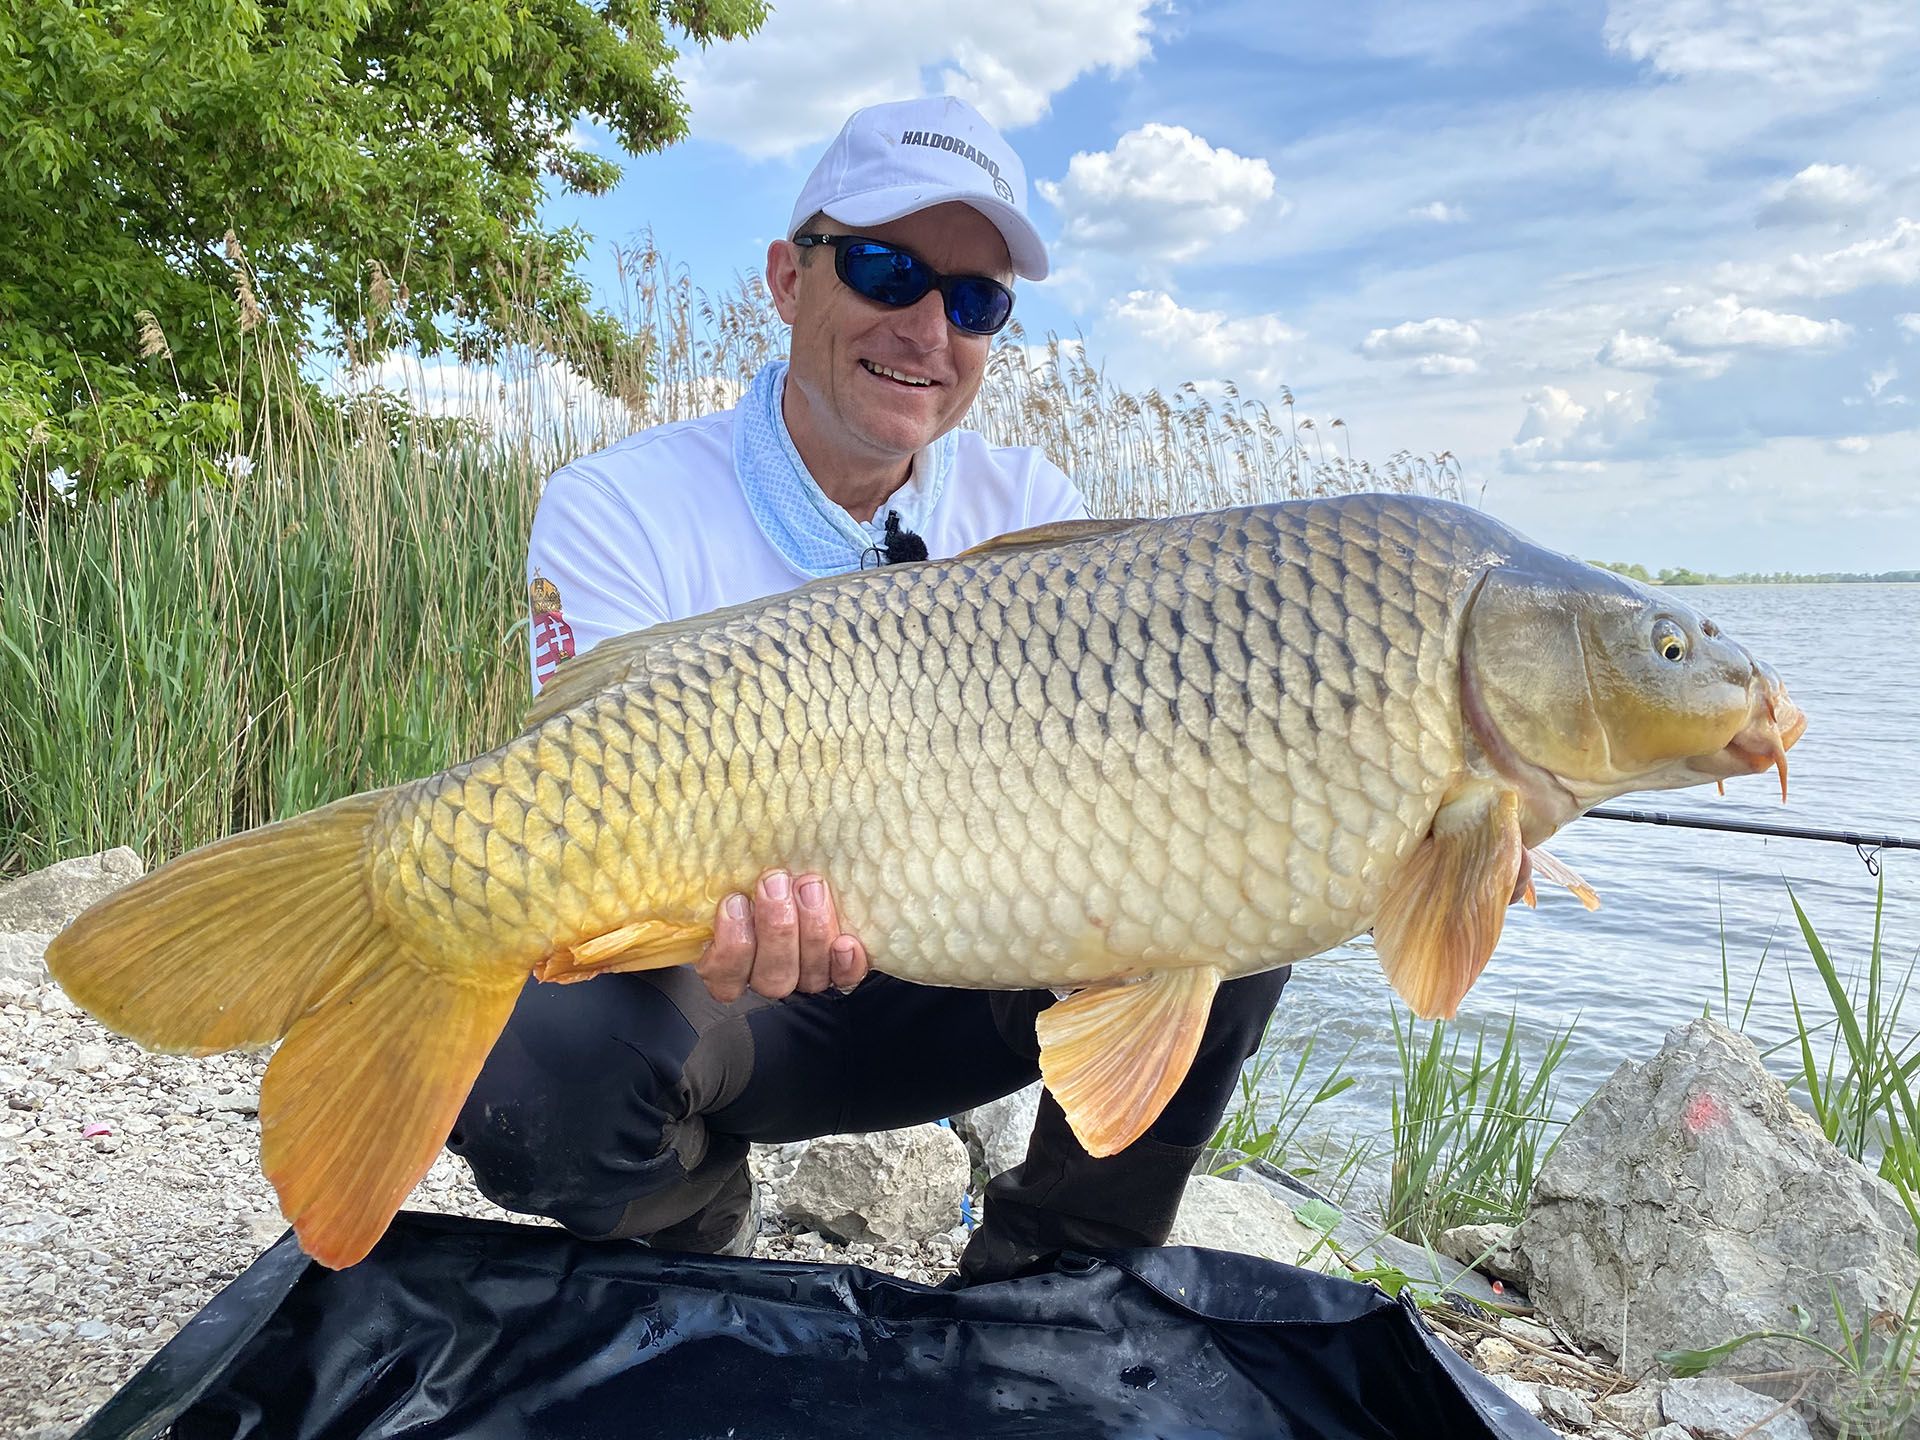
[261,965,523,1269]
[1374,786,1524,1020]
[534,920,710,983]
[1036,965,1225,1158]
[1528,847,1601,911]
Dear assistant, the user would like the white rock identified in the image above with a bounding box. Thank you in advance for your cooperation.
[1474,1336,1520,1370]
[1486,1374,1544,1417]
[951,1081,1042,1179]
[1602,1380,1666,1433]
[1166,1175,1342,1272]
[1538,1384,1593,1428]
[1659,1377,1815,1440]
[782,1125,970,1245]
[0,934,54,987]
[1435,1221,1529,1285]
[0,849,144,934]
[1498,1316,1557,1348]
[57,1044,112,1073]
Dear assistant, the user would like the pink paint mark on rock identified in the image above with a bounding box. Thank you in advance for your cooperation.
[81,1121,112,1138]
[1682,1091,1729,1135]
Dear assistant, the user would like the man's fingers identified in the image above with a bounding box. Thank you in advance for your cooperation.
[830,935,870,991]
[748,869,800,999]
[698,892,755,1002]
[794,875,839,993]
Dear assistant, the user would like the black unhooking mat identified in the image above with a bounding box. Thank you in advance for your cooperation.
[75,1210,1551,1440]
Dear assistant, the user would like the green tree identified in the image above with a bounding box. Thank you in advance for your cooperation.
[0,0,764,513]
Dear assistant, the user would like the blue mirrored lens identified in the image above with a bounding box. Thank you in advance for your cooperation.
[842,244,932,308]
[946,278,1013,334]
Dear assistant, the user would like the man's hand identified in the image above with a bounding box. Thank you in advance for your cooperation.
[696,869,871,1003]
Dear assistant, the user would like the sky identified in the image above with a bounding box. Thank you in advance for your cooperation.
[527,0,1920,576]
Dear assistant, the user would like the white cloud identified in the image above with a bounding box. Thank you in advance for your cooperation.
[1715,218,1920,298]
[1599,330,1732,377]
[1038,124,1278,262]
[1410,201,1468,224]
[1756,163,1879,226]
[1412,354,1479,377]
[337,353,641,447]
[1506,385,1651,470]
[1105,290,1298,386]
[1603,0,1920,92]
[1358,318,1483,379]
[1900,314,1920,337]
[676,0,1157,158]
[1868,362,1899,398]
[1360,317,1482,358]
[1832,435,1872,454]
[1664,295,1850,349]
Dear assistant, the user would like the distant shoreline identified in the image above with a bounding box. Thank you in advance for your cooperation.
[1596,563,1920,586]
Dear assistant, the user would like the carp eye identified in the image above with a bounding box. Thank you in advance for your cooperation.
[1654,622,1688,663]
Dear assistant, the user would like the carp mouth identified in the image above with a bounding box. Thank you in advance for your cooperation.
[1691,666,1808,802]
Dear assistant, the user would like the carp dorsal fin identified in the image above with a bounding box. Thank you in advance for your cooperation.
[524,521,1142,730]
[524,627,671,730]
[521,565,891,731]
[1372,783,1525,1019]
[954,516,1145,559]
[1036,964,1225,1157]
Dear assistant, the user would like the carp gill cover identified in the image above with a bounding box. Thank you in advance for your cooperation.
[45,494,1806,1267]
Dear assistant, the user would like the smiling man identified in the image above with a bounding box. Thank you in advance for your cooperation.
[449,96,1293,1284]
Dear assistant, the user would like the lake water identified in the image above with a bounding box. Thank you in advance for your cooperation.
[1258,583,1920,1184]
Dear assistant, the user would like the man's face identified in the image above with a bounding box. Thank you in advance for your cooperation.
[768,202,1012,472]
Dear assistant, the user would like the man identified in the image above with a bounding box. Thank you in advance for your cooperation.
[448,96,1292,1284]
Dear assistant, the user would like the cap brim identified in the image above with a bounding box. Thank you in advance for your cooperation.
[823,185,1049,282]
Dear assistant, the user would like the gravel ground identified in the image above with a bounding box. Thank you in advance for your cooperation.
[0,971,963,1439]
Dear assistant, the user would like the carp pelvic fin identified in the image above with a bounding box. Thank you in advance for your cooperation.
[1528,847,1600,911]
[534,919,710,983]
[1036,965,1224,1158]
[1373,786,1525,1020]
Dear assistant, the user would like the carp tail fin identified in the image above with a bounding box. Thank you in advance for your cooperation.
[44,788,523,1267]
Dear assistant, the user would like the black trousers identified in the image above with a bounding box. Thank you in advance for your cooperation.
[448,963,1292,1283]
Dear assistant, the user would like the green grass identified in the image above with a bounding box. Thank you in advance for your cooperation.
[1784,876,1920,1229]
[1384,1005,1574,1244]
[1210,1015,1371,1203]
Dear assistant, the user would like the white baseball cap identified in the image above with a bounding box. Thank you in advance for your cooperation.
[788,96,1049,281]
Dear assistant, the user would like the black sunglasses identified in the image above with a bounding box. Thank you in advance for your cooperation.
[791,233,1015,336]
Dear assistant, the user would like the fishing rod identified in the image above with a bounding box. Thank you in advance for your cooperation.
[1586,806,1920,875]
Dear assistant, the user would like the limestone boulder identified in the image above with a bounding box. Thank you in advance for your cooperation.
[0,848,144,934]
[1167,1174,1342,1272]
[951,1081,1042,1179]
[781,1124,970,1245]
[1516,1018,1916,1431]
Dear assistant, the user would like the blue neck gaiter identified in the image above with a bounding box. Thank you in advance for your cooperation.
[732,358,953,578]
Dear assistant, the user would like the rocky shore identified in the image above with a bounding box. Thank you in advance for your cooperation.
[3,852,1912,1439]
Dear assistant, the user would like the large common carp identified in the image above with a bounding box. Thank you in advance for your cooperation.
[46,494,1804,1268]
